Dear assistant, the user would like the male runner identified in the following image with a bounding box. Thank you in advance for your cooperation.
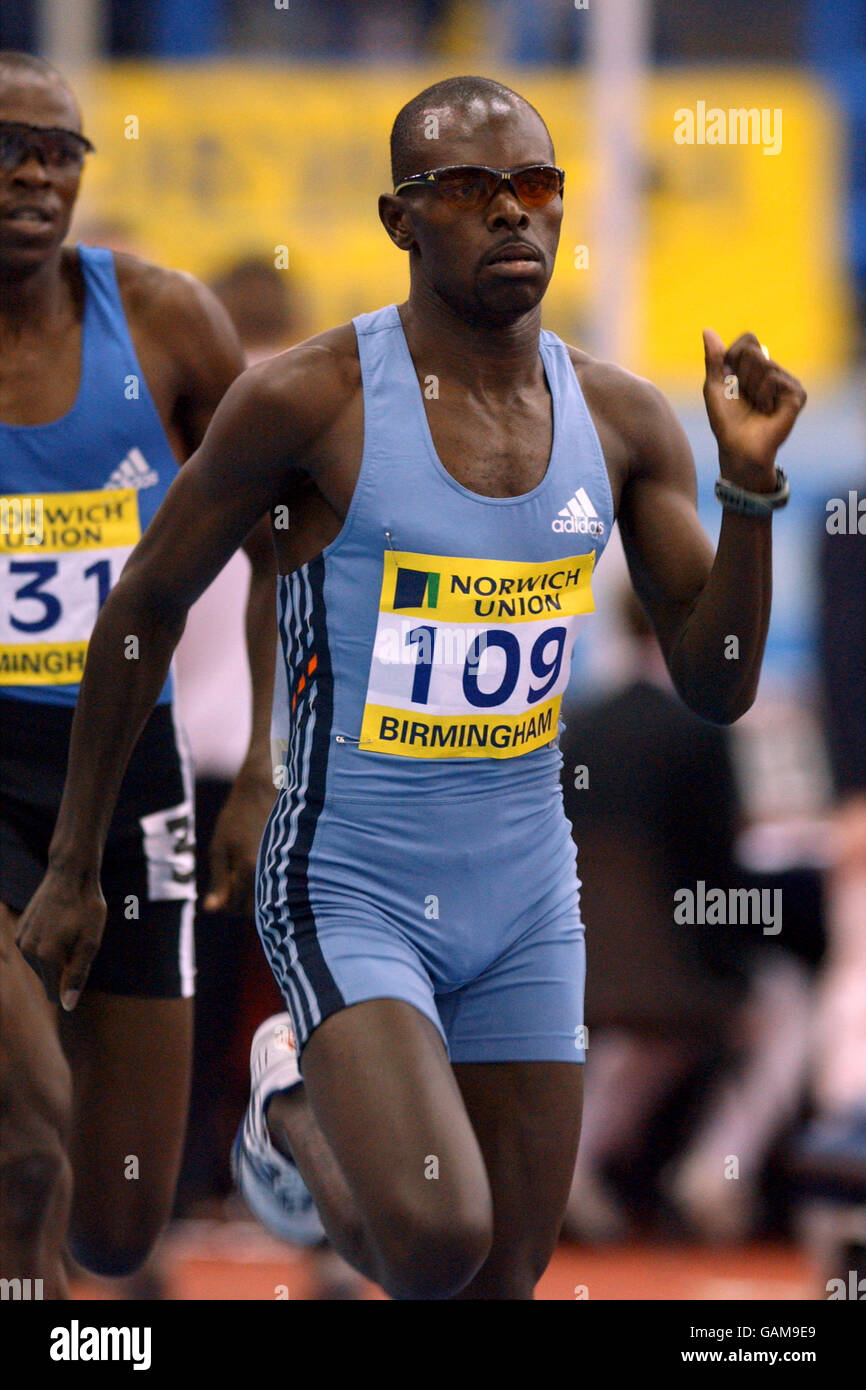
[0,52,276,1294]
[16,75,806,1299]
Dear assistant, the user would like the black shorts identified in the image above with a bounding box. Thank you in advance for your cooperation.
[0,695,196,998]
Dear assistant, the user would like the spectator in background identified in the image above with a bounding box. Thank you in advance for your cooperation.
[208,258,308,360]
[559,589,745,1240]
[792,478,866,1195]
[560,590,814,1244]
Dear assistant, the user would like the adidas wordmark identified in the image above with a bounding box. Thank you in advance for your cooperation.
[552,487,604,536]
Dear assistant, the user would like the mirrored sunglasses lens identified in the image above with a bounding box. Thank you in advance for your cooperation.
[512,167,561,207]
[436,168,497,208]
[0,127,85,169]
[43,131,86,165]
[0,129,26,169]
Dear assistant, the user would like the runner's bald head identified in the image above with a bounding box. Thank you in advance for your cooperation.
[390,75,552,185]
[0,50,82,129]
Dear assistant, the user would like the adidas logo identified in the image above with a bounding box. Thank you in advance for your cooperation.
[552,487,604,536]
[103,447,159,491]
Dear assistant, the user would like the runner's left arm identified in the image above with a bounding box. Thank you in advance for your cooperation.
[615,331,806,723]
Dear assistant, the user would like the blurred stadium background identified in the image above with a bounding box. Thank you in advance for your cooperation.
[5,0,865,1299]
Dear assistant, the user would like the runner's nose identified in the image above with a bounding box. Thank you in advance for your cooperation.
[486,185,530,232]
[11,151,52,185]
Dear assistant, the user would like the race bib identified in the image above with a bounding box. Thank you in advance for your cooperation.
[359,549,596,759]
[0,488,141,685]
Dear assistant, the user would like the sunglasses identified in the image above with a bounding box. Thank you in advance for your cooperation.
[393,163,565,212]
[0,121,95,172]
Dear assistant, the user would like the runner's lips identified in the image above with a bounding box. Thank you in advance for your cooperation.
[1,204,55,223]
[485,242,542,265]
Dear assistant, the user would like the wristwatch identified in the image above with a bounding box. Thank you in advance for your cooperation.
[715,466,790,516]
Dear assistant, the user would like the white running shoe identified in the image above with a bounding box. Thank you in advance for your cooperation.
[231,1013,325,1246]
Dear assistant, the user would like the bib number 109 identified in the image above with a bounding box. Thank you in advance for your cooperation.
[406,624,567,708]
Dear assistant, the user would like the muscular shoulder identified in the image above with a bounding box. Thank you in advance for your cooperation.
[112,252,222,334]
[111,252,241,370]
[235,321,361,455]
[260,320,361,396]
[565,344,692,480]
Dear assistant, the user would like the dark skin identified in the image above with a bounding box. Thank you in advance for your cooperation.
[16,94,806,1298]
[0,67,277,1287]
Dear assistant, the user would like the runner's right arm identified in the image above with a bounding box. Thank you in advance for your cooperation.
[15,348,343,1008]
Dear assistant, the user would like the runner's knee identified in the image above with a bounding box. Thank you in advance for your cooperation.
[376,1199,493,1300]
[69,1183,171,1277]
[0,1146,71,1244]
[68,1209,161,1279]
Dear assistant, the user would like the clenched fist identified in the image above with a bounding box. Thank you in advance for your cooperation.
[703,330,807,491]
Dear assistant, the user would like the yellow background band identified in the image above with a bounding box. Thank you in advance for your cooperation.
[76,65,850,387]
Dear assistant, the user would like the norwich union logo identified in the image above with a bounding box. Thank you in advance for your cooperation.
[393,566,440,610]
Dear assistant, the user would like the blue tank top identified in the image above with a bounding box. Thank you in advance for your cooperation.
[272,303,615,803]
[0,245,179,706]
